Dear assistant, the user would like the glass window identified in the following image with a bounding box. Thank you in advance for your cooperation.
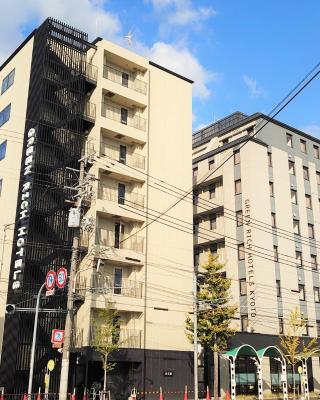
[311,254,318,270]
[271,212,276,228]
[306,194,312,209]
[121,72,129,88]
[303,166,309,180]
[234,150,240,165]
[119,144,127,164]
[120,107,128,124]
[288,160,295,175]
[317,172,320,185]
[274,245,279,262]
[193,166,198,177]
[286,133,293,147]
[269,182,274,197]
[314,288,320,303]
[317,321,320,337]
[114,268,123,295]
[308,223,315,239]
[299,284,306,301]
[300,139,307,153]
[209,183,216,199]
[291,189,297,204]
[1,69,15,94]
[268,152,272,167]
[118,183,125,205]
[236,210,243,227]
[276,280,281,297]
[210,243,218,257]
[279,317,284,334]
[0,104,11,127]
[302,321,309,336]
[238,244,245,260]
[293,219,300,235]
[194,250,200,267]
[208,159,215,170]
[0,141,7,161]
[240,279,247,296]
[314,145,320,159]
[209,214,216,230]
[235,179,241,195]
[241,315,248,332]
[296,251,303,268]
[193,190,198,205]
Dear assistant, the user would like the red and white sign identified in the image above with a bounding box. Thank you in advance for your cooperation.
[56,267,68,289]
[51,329,65,344]
[45,271,56,291]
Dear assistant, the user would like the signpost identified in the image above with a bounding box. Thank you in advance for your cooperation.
[56,267,67,289]
[45,271,56,291]
[51,329,65,344]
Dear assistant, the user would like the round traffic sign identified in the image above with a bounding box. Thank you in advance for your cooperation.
[47,359,55,371]
[45,271,56,291]
[56,267,68,288]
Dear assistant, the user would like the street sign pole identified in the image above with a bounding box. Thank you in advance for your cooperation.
[28,282,46,398]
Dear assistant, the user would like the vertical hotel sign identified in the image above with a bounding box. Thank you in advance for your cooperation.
[12,127,37,291]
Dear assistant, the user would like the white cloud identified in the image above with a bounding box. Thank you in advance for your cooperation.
[242,74,264,97]
[301,124,320,138]
[148,42,215,99]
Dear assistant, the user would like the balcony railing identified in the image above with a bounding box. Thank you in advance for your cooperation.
[101,102,146,132]
[103,64,147,95]
[85,61,98,82]
[45,58,98,84]
[91,274,143,298]
[101,142,145,170]
[98,183,145,209]
[97,229,144,253]
[84,101,96,121]
[90,326,142,349]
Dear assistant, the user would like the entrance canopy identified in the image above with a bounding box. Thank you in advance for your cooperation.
[256,346,284,360]
[225,344,258,359]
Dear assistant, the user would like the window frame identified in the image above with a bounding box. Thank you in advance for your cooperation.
[1,69,15,94]
[236,210,243,227]
[238,243,245,261]
[286,133,293,147]
[299,284,306,301]
[271,212,276,228]
[279,317,284,334]
[314,145,320,159]
[0,104,11,128]
[241,315,248,332]
[314,287,320,303]
[209,214,217,230]
[208,183,216,199]
[276,280,281,297]
[300,139,307,154]
[208,159,215,170]
[308,223,315,239]
[288,160,295,175]
[234,150,240,165]
[293,219,300,236]
[291,189,298,204]
[305,194,312,209]
[311,254,318,270]
[303,166,309,181]
[268,152,272,167]
[296,251,303,268]
[269,181,274,197]
[0,140,7,161]
[239,279,247,296]
[274,245,279,262]
[235,179,242,195]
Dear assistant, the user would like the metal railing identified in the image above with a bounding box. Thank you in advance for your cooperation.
[101,101,146,131]
[100,141,145,169]
[90,326,142,348]
[84,101,96,121]
[103,64,147,95]
[96,229,144,253]
[98,184,145,209]
[85,61,98,82]
[45,58,98,83]
[91,274,143,298]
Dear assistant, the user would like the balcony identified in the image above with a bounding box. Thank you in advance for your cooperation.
[103,64,147,95]
[90,326,142,349]
[101,142,145,170]
[91,274,143,298]
[101,102,146,132]
[98,183,145,209]
[97,228,144,253]
[45,59,98,86]
[84,101,96,122]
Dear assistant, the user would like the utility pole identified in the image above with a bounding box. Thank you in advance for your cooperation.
[193,269,198,400]
[59,156,85,400]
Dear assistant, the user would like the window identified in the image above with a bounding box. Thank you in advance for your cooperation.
[236,210,243,227]
[293,219,300,235]
[311,254,317,270]
[271,212,276,228]
[274,245,279,262]
[121,72,129,88]
[317,321,320,337]
[0,179,2,196]
[0,104,11,127]
[120,107,128,124]
[1,69,15,94]
[119,144,127,164]
[279,317,284,334]
[314,287,320,303]
[317,172,320,185]
[209,214,217,230]
[193,166,198,177]
[306,194,312,209]
[296,251,303,268]
[300,139,307,153]
[209,183,216,199]
[114,268,123,295]
[303,166,309,181]
[302,321,309,336]
[268,152,272,167]
[114,222,124,248]
[241,315,248,332]
[240,279,247,296]
[194,250,200,267]
[193,190,199,205]
[269,182,274,197]
[235,179,242,195]
[234,150,240,165]
[118,183,125,205]
[193,220,199,235]
[208,159,215,170]
[286,133,293,147]
[276,280,281,297]
[299,284,306,301]
[210,243,218,257]
[238,244,245,261]
[0,141,7,161]
[288,160,295,175]
[308,223,315,239]
[291,189,297,204]
[314,145,320,159]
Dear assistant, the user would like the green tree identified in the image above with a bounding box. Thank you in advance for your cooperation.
[279,307,319,399]
[91,307,121,396]
[186,254,237,400]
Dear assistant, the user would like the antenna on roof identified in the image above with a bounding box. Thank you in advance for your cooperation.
[124,27,135,47]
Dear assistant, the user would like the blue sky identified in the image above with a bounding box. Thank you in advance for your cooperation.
[1,0,319,136]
